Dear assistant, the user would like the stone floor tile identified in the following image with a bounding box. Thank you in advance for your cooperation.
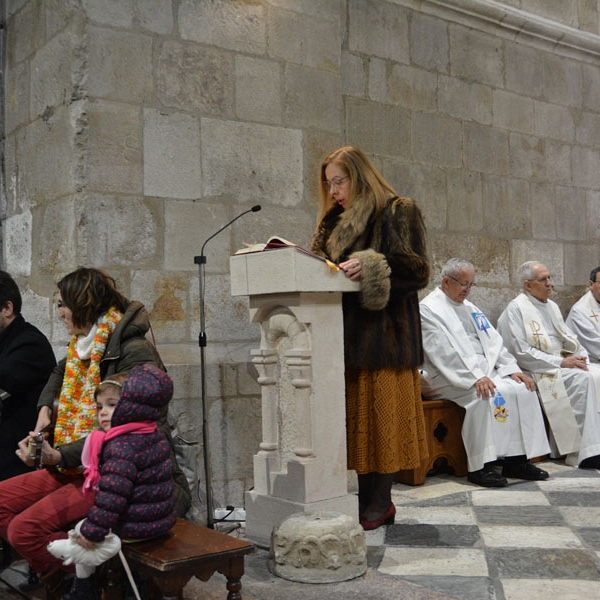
[385,523,480,547]
[574,527,600,549]
[488,548,600,579]
[395,506,476,525]
[474,504,565,526]
[470,489,549,506]
[559,506,600,526]
[402,575,498,600]
[479,525,582,548]
[502,578,600,599]
[540,477,600,491]
[545,491,600,506]
[378,547,488,577]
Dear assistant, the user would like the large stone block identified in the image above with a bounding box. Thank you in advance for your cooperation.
[179,0,266,54]
[143,108,201,199]
[564,243,600,287]
[542,54,582,108]
[341,52,365,97]
[346,98,410,159]
[449,25,503,87]
[576,112,600,147]
[556,186,586,242]
[510,240,563,286]
[348,0,409,63]
[387,64,437,110]
[88,26,153,103]
[464,122,509,175]
[7,1,43,64]
[509,133,545,181]
[82,0,173,34]
[572,146,600,189]
[235,56,282,125]
[87,100,142,195]
[483,175,531,238]
[409,11,449,73]
[268,0,342,20]
[2,211,32,277]
[493,90,534,134]
[585,190,600,242]
[368,57,387,103]
[438,75,492,124]
[21,287,53,341]
[534,101,575,143]
[4,61,29,135]
[530,182,557,240]
[447,170,484,232]
[283,64,341,131]
[269,6,341,70]
[582,63,600,111]
[544,140,572,185]
[156,41,234,117]
[412,112,462,168]
[200,118,303,207]
[504,43,543,98]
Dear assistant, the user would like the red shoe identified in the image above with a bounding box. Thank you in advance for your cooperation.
[360,503,396,531]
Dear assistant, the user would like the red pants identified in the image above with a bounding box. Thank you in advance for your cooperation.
[0,469,93,573]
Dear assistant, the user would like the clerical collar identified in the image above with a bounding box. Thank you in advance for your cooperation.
[525,291,547,305]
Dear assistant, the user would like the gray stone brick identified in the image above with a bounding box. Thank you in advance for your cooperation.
[268,0,343,20]
[564,242,599,287]
[449,25,504,87]
[143,108,201,200]
[156,41,235,117]
[4,61,29,135]
[510,239,563,287]
[530,182,557,240]
[447,170,484,232]
[88,26,153,103]
[542,54,582,108]
[483,175,531,238]
[8,2,43,64]
[576,111,600,147]
[572,145,600,189]
[82,0,173,34]
[493,90,534,134]
[412,112,462,168]
[341,52,366,97]
[556,186,586,241]
[544,140,572,185]
[582,63,600,111]
[438,76,492,125]
[269,7,341,70]
[348,0,409,63]
[235,56,282,125]
[586,190,600,242]
[520,0,579,28]
[283,64,341,131]
[2,211,32,277]
[179,0,266,54]
[464,122,509,175]
[504,43,543,98]
[388,65,437,111]
[509,133,545,181]
[345,98,410,159]
[87,100,142,195]
[534,101,575,142]
[368,58,387,103]
[409,11,449,73]
[200,118,303,207]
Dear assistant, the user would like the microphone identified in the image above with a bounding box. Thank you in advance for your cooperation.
[197,205,261,260]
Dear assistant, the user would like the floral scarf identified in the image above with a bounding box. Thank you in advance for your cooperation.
[54,308,123,449]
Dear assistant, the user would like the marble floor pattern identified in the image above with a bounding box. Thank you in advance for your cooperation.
[1,459,600,599]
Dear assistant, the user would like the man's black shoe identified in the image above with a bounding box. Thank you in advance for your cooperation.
[502,460,549,481]
[579,455,600,469]
[467,468,507,487]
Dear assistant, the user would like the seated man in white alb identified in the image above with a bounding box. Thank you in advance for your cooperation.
[497,261,600,469]
[420,259,550,487]
[566,266,600,363]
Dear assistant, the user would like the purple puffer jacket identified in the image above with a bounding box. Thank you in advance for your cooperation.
[80,364,177,542]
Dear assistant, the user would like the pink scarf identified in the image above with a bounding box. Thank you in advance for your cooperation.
[81,422,157,499]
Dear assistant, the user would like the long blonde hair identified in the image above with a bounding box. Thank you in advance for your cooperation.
[317,146,397,222]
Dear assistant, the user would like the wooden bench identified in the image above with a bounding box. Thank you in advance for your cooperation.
[99,518,255,600]
[395,399,467,486]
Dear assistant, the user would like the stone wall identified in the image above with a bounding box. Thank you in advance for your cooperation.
[1,0,599,521]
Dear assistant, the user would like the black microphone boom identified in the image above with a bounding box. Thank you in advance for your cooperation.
[198,205,262,259]
[193,204,261,528]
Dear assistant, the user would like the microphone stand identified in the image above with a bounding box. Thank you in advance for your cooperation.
[194,205,261,528]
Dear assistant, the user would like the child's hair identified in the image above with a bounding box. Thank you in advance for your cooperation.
[94,372,128,400]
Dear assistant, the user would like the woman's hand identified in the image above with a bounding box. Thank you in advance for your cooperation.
[40,440,62,466]
[339,258,363,281]
[34,406,52,433]
[15,436,35,467]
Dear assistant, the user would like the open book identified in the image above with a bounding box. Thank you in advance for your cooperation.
[234,236,339,271]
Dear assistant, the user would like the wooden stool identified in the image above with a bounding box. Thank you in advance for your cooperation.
[100,518,255,600]
[395,399,467,486]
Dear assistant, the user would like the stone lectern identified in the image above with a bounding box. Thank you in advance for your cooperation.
[230,247,360,547]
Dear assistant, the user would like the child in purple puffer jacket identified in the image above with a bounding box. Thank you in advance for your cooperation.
[54,364,177,600]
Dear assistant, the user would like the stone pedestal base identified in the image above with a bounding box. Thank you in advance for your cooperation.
[269,511,367,583]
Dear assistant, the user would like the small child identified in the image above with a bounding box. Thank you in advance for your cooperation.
[49,364,177,600]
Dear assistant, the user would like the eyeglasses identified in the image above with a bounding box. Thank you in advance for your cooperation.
[527,276,552,284]
[447,275,476,290]
[323,176,349,190]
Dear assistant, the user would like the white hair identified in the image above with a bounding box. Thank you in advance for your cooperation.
[440,258,474,282]
[518,261,541,287]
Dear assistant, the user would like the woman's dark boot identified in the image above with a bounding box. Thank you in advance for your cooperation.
[360,472,396,530]
[62,575,99,600]
[357,472,375,518]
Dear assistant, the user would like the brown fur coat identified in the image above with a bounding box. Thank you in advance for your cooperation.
[311,195,429,370]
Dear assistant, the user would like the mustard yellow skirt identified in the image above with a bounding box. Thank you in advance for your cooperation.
[345,367,428,475]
